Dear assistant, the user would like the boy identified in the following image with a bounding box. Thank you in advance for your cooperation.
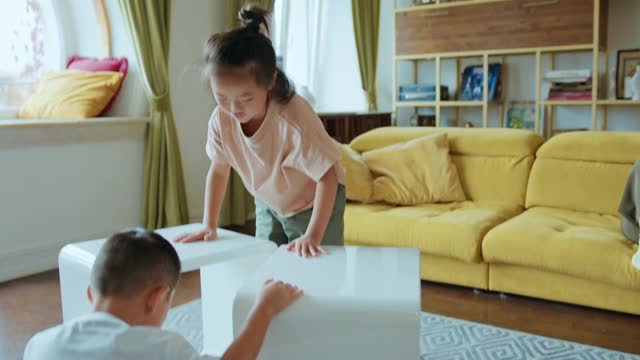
[24,228,302,360]
[620,160,640,270]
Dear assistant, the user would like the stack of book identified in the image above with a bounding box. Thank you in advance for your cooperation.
[545,69,592,100]
[398,84,449,101]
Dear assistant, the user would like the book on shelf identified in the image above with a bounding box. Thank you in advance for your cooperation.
[547,92,592,100]
[545,77,592,84]
[459,63,502,101]
[398,84,445,93]
[545,69,591,79]
[398,84,449,101]
[544,69,594,100]
[550,83,592,91]
[505,101,536,130]
[398,92,436,101]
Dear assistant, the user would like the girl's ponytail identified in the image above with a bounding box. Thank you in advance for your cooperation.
[204,3,295,104]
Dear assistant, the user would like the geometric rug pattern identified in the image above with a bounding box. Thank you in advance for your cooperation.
[420,314,640,360]
[164,300,640,359]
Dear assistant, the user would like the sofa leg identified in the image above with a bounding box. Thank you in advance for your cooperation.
[499,292,508,299]
[472,288,485,294]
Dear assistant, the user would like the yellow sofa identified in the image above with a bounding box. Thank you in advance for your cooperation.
[344,127,640,315]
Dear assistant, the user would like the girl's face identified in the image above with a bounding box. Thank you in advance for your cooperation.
[210,70,271,124]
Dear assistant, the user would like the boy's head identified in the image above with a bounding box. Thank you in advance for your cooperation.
[88,228,181,327]
[203,4,295,124]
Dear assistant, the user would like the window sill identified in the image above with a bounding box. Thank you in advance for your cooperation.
[0,116,150,148]
[0,116,149,128]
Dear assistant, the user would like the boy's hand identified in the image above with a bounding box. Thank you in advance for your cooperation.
[287,234,327,258]
[174,227,218,243]
[255,279,303,319]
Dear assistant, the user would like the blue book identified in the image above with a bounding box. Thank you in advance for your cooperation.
[398,93,436,101]
[399,84,437,93]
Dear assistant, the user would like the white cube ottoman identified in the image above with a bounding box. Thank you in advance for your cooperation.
[227,246,421,360]
[58,223,276,357]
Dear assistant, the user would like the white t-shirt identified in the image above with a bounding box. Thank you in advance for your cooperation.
[23,312,216,360]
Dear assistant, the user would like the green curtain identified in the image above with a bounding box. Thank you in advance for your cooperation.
[226,0,275,29]
[119,0,189,229]
[352,0,380,112]
[218,0,275,226]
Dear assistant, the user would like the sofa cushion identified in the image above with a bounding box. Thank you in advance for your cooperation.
[66,56,128,115]
[349,127,544,206]
[363,133,466,205]
[536,131,640,164]
[526,158,631,216]
[18,70,124,119]
[350,127,544,156]
[527,131,640,216]
[337,143,373,203]
[345,201,522,263]
[451,154,535,206]
[483,207,640,290]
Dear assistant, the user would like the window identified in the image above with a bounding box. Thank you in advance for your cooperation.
[272,0,366,112]
[272,0,287,69]
[0,0,62,109]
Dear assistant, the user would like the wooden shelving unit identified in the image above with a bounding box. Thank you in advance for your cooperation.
[394,0,510,12]
[541,100,593,106]
[392,0,638,135]
[597,100,640,106]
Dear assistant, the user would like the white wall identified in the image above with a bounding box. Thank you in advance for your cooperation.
[0,120,146,282]
[169,0,226,223]
[380,0,640,131]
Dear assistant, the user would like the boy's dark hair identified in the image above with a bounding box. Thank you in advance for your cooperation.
[203,3,295,104]
[90,228,181,298]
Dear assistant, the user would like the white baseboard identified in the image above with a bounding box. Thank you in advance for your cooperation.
[0,230,113,283]
[0,243,63,282]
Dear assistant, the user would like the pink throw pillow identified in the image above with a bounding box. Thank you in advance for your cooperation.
[66,56,128,115]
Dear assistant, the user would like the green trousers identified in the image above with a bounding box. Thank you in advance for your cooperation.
[255,184,345,246]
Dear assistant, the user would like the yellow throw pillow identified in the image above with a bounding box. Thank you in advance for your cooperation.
[18,70,124,119]
[337,143,374,203]
[363,132,466,205]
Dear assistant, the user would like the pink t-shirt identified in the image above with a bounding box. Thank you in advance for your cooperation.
[206,94,345,217]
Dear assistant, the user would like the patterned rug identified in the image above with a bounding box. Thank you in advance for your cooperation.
[164,300,640,359]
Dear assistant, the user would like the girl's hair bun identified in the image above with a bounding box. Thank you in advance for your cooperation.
[239,4,270,35]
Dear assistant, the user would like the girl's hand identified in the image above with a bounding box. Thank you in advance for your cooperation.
[174,227,218,243]
[287,234,327,257]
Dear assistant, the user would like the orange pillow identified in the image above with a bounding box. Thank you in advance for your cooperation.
[18,70,124,119]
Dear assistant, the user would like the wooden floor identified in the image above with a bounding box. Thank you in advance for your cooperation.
[2,270,640,360]
[1,224,639,359]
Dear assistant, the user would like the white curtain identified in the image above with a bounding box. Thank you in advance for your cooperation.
[274,0,367,112]
[277,0,326,106]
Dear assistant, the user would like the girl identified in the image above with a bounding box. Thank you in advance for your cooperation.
[175,4,346,258]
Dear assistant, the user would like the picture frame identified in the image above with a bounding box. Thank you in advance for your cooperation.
[616,49,640,99]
